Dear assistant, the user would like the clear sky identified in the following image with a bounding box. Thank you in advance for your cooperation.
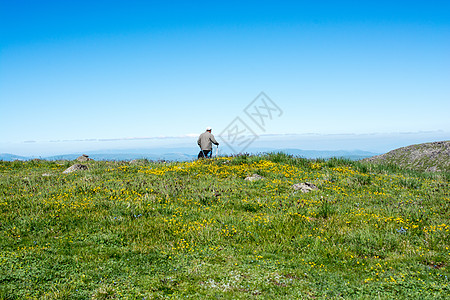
[1,1,449,155]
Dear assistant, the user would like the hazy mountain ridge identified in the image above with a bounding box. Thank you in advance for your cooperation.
[276,148,377,160]
[0,148,378,162]
[0,153,30,161]
[364,141,450,172]
[0,153,197,162]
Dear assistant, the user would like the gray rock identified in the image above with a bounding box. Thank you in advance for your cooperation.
[292,182,318,193]
[77,154,93,162]
[425,166,440,172]
[63,164,88,174]
[245,174,264,181]
[129,159,150,165]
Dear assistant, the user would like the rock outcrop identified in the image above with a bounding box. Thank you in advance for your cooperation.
[292,182,318,193]
[63,164,88,174]
[77,154,93,162]
[245,174,264,181]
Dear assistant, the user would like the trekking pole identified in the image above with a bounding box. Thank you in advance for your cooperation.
[215,145,219,158]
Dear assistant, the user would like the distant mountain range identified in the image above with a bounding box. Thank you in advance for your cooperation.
[0,153,31,161]
[276,149,378,160]
[44,152,197,161]
[0,148,379,162]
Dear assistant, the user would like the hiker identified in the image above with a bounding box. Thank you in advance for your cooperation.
[197,127,219,159]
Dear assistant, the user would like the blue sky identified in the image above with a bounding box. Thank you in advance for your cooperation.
[1,1,449,155]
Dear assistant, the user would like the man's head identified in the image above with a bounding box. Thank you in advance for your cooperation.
[206,126,212,132]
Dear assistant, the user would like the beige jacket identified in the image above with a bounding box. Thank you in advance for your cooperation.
[197,131,219,150]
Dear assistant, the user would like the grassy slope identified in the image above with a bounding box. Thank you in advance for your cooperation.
[0,154,449,299]
[364,141,450,173]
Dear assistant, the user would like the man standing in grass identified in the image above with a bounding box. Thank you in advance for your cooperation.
[197,127,219,158]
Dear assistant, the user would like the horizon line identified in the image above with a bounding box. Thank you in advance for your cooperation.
[6,129,449,144]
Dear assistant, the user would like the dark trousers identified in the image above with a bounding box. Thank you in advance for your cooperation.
[198,149,211,159]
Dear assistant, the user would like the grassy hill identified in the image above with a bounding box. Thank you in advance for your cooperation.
[364,141,450,172]
[0,154,449,298]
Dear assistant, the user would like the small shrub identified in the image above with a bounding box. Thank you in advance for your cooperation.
[316,197,335,219]
[353,174,372,186]
[325,157,353,168]
[267,152,294,164]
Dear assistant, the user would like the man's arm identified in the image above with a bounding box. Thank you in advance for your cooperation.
[210,134,219,146]
[197,135,202,147]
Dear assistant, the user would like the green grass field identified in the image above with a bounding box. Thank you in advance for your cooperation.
[1,154,449,299]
